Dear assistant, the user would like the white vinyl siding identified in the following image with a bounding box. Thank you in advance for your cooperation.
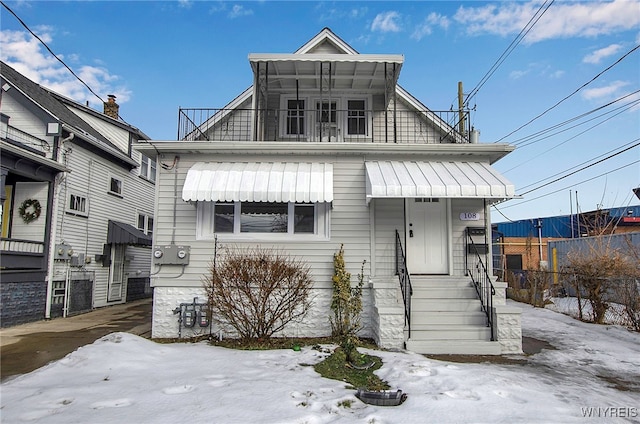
[51,142,154,307]
[152,155,371,292]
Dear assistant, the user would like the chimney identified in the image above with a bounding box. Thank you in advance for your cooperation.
[103,94,119,120]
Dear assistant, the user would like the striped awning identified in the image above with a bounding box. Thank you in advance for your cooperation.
[365,161,515,203]
[182,162,333,203]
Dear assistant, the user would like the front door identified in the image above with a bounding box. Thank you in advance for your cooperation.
[108,244,125,301]
[406,198,448,274]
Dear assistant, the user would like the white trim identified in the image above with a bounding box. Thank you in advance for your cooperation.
[196,201,330,242]
[249,53,404,64]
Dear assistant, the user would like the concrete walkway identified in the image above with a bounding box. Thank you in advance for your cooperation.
[0,298,151,381]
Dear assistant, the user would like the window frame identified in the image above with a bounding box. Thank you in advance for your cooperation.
[137,212,154,238]
[108,175,123,197]
[66,192,89,217]
[140,154,157,183]
[281,97,307,137]
[196,201,330,241]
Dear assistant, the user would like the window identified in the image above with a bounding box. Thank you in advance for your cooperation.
[109,177,123,196]
[137,213,154,237]
[286,100,305,135]
[197,201,328,240]
[316,101,337,124]
[140,155,156,182]
[68,193,88,217]
[347,100,366,135]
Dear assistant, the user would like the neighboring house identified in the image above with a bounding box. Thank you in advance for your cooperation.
[494,205,640,278]
[1,62,156,327]
[137,28,522,354]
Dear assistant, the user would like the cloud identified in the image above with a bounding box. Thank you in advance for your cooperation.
[371,11,401,33]
[0,29,131,105]
[228,4,253,19]
[583,44,623,64]
[177,0,192,9]
[317,4,368,22]
[581,80,630,100]
[454,0,640,44]
[411,12,450,41]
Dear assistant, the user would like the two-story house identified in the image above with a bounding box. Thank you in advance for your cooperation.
[137,28,522,354]
[1,62,156,327]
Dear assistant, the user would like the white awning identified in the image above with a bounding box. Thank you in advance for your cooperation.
[365,161,515,203]
[182,162,333,203]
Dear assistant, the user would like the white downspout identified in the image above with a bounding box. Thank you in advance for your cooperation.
[45,132,74,319]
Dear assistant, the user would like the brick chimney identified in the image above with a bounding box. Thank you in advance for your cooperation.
[103,94,119,119]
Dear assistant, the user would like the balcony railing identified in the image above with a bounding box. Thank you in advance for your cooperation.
[178,108,471,144]
[0,238,46,270]
[0,121,51,154]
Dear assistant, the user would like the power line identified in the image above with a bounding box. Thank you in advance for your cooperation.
[511,90,640,148]
[495,44,640,143]
[500,160,640,208]
[518,139,640,191]
[503,99,640,173]
[465,0,554,107]
[517,140,640,196]
[1,1,123,122]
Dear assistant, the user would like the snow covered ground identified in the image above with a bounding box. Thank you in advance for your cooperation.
[1,300,639,423]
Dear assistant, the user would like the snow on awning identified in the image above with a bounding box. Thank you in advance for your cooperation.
[365,161,515,204]
[182,162,333,203]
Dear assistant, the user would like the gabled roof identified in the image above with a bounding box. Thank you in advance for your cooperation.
[1,61,146,166]
[294,27,359,55]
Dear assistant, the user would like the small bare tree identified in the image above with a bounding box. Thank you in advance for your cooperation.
[563,236,639,324]
[203,246,314,339]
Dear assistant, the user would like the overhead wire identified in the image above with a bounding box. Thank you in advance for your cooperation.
[517,140,640,196]
[464,0,554,107]
[503,99,640,173]
[495,43,640,143]
[500,160,640,209]
[1,1,132,125]
[511,90,640,148]
[518,139,640,191]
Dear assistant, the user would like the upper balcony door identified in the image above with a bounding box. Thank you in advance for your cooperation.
[314,100,339,142]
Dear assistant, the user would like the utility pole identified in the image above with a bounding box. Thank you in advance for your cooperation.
[458,81,465,136]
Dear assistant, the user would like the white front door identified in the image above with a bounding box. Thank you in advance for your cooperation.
[406,198,449,274]
[108,244,125,301]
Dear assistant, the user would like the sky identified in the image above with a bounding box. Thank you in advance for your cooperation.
[0,0,638,222]
[2,299,639,423]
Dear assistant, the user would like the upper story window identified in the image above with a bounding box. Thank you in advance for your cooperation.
[140,155,156,183]
[347,100,366,135]
[109,176,123,197]
[67,192,88,217]
[286,99,305,135]
[197,201,329,240]
[137,213,154,238]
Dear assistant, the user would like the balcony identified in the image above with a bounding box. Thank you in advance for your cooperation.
[0,238,46,270]
[178,108,471,144]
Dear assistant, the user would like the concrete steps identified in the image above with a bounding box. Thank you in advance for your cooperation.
[406,276,499,355]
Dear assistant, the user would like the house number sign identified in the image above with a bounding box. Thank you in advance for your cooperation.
[459,212,480,221]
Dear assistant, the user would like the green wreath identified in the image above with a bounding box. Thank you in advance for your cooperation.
[19,199,41,223]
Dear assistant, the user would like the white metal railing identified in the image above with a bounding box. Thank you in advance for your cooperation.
[1,238,45,254]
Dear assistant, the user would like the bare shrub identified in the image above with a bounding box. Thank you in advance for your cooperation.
[203,246,314,339]
[562,237,639,324]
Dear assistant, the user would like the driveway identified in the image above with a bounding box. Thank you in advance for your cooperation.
[0,298,151,381]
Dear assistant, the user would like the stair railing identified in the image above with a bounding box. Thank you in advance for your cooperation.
[466,231,496,341]
[395,230,413,338]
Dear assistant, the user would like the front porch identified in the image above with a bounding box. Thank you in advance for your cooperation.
[371,228,523,355]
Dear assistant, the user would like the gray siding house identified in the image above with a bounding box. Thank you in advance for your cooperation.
[137,29,522,354]
[1,62,156,326]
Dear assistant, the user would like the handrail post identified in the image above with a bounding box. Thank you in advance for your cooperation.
[466,229,496,341]
[395,230,412,339]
